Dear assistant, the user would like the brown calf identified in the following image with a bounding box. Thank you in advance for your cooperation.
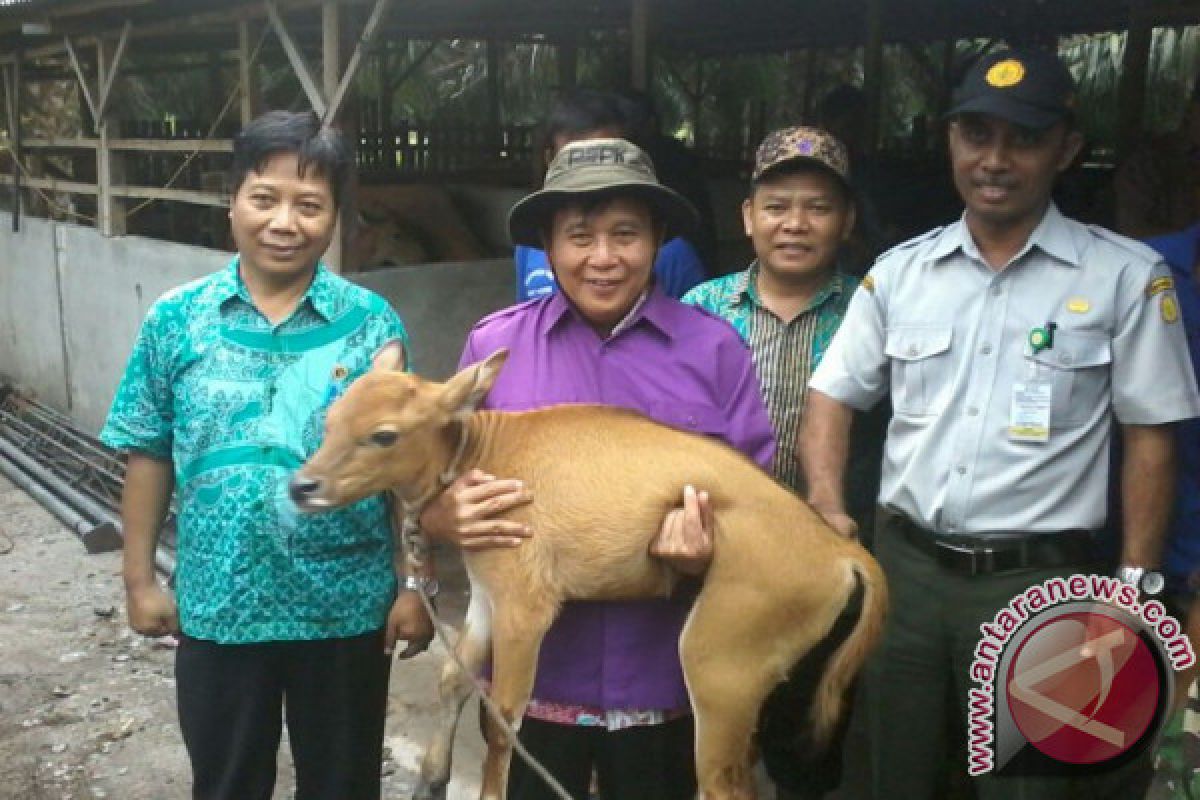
[290,344,888,800]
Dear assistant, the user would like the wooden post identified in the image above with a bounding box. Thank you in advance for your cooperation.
[238,20,257,126]
[8,53,21,232]
[631,0,649,91]
[862,0,884,155]
[1116,2,1151,161]
[322,0,342,272]
[96,36,125,237]
[266,0,326,116]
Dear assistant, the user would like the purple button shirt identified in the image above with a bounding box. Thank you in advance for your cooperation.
[459,287,776,711]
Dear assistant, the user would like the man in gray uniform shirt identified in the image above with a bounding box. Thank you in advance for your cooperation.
[800,48,1200,799]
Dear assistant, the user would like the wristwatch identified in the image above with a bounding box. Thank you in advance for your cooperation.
[1115,565,1165,597]
[403,573,441,599]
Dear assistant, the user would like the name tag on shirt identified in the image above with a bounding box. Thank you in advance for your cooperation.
[1009,381,1052,443]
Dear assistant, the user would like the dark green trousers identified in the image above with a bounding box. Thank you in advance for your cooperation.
[866,512,1154,800]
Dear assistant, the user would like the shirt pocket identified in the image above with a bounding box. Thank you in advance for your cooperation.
[884,326,954,417]
[1023,332,1111,428]
[285,496,389,561]
[647,401,728,438]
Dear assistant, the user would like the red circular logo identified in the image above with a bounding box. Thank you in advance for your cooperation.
[1005,611,1160,764]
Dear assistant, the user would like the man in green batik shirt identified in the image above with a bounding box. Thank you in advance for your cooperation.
[101,111,433,800]
[684,126,870,800]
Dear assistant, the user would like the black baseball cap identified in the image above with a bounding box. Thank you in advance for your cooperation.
[948,48,1076,129]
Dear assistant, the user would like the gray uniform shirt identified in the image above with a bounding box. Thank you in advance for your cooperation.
[810,205,1200,534]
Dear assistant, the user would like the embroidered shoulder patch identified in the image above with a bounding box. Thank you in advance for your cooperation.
[1146,276,1175,297]
[861,275,876,294]
[1162,294,1180,324]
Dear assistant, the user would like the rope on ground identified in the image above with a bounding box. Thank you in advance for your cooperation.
[411,582,575,800]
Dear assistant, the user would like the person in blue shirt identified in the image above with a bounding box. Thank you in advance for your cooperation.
[1146,222,1200,697]
[515,90,706,302]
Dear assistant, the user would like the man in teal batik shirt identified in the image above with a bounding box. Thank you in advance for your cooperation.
[101,111,433,800]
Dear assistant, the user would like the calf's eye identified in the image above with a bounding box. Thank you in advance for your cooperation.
[369,430,399,447]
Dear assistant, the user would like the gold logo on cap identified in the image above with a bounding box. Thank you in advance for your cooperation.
[986,59,1025,88]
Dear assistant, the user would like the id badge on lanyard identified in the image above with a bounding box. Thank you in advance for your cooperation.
[1009,324,1056,443]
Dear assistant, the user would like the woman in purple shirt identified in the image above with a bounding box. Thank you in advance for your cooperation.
[421,138,775,800]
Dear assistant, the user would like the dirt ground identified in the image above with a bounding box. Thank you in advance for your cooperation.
[0,473,485,800]
[2,471,1195,800]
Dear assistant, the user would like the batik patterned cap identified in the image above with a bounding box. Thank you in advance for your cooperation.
[752,126,851,184]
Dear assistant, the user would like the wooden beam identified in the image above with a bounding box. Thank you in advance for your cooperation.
[96,35,126,236]
[111,185,228,207]
[0,174,99,194]
[1,63,14,138]
[23,137,98,149]
[266,0,325,116]
[320,1,341,271]
[387,41,437,94]
[862,0,884,155]
[94,19,131,118]
[238,19,256,125]
[631,0,649,90]
[1116,2,1151,161]
[323,0,392,127]
[111,137,233,152]
[63,35,100,126]
[9,49,20,232]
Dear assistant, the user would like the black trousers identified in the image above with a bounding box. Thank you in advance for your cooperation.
[506,715,697,800]
[175,629,391,800]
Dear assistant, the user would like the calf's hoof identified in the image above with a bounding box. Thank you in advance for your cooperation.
[412,777,448,800]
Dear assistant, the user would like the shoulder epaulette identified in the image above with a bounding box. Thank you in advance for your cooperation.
[873,226,947,265]
[1085,225,1163,266]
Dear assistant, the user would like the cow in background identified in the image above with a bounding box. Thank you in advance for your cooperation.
[344,184,489,272]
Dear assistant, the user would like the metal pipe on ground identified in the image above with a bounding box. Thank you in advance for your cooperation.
[0,432,123,534]
[0,403,126,479]
[0,451,121,549]
[0,410,126,510]
[0,437,176,576]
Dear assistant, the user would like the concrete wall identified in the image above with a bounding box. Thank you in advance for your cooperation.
[0,212,516,433]
[355,259,514,380]
[0,216,68,410]
[56,226,228,431]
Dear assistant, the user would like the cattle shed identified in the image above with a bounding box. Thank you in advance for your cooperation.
[0,0,1198,431]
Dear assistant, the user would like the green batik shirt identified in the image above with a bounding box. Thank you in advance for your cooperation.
[101,258,410,644]
[683,264,850,490]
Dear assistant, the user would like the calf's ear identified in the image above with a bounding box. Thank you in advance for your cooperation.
[371,339,408,372]
[440,349,509,417]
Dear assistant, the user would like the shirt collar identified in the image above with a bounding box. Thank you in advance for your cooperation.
[930,204,1080,269]
[216,256,337,321]
[740,261,848,313]
[540,284,675,341]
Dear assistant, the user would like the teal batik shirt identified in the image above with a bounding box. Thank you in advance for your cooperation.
[101,258,410,644]
[683,264,850,490]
